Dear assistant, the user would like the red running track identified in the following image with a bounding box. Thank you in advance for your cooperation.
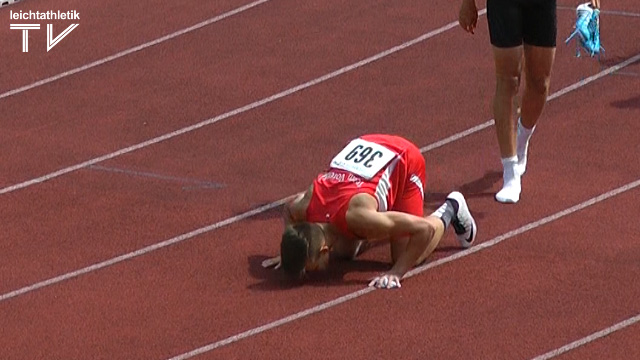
[1,0,639,359]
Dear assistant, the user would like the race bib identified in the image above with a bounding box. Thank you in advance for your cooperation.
[329,138,397,180]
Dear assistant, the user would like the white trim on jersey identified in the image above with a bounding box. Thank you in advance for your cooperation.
[410,174,425,200]
[375,157,399,212]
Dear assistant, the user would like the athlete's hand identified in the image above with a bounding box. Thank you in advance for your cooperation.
[368,274,402,289]
[261,256,281,270]
[458,0,479,34]
[590,0,600,9]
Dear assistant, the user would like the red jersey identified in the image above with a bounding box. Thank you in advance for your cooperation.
[306,134,426,238]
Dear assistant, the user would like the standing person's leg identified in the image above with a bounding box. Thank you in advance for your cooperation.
[517,0,557,175]
[516,46,555,174]
[487,0,526,203]
[492,49,523,160]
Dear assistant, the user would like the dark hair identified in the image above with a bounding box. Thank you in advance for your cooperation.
[280,223,323,277]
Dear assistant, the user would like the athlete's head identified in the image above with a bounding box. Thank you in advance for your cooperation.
[280,223,330,278]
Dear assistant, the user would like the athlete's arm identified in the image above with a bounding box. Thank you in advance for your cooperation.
[282,199,297,226]
[458,0,479,34]
[282,185,313,226]
[345,194,435,279]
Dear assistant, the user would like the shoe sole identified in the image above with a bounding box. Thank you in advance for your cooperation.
[495,194,519,204]
[464,215,477,248]
[447,191,478,248]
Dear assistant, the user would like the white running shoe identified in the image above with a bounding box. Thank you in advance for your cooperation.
[446,191,477,248]
[1,0,22,7]
[496,161,521,203]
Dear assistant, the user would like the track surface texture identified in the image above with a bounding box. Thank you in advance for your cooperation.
[1,0,639,359]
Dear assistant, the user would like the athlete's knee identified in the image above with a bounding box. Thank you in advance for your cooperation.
[495,73,521,96]
[523,46,555,95]
[525,74,551,96]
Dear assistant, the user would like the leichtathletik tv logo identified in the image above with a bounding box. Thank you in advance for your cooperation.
[9,9,79,52]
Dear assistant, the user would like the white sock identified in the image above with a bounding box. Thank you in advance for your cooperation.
[516,118,535,176]
[496,156,521,203]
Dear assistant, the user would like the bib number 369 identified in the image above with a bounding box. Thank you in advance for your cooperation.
[330,138,397,180]
[344,144,384,168]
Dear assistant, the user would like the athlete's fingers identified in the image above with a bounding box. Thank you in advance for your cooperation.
[467,22,475,34]
[390,275,402,289]
[590,0,600,9]
[466,16,477,34]
[261,256,281,269]
[459,9,472,33]
[460,22,471,34]
[458,20,466,31]
[368,276,388,288]
[368,275,402,289]
[387,277,401,289]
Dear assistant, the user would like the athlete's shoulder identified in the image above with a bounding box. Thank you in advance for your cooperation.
[359,134,415,152]
[359,133,397,143]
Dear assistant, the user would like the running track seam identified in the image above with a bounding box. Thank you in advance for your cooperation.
[0,52,638,303]
[0,9,488,195]
[0,0,271,100]
[165,179,640,360]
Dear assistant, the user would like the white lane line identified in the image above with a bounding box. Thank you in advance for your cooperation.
[0,10,488,195]
[417,52,640,154]
[166,180,640,360]
[0,0,272,100]
[0,195,297,303]
[530,313,640,360]
[170,287,377,360]
[0,51,637,303]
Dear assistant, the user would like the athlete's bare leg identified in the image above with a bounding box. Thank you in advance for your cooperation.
[492,46,524,203]
[521,45,554,128]
[516,45,555,175]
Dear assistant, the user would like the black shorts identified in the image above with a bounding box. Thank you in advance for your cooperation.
[487,0,557,48]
